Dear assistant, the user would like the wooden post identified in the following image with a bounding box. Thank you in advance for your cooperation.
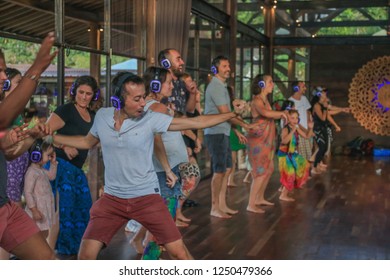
[146,0,156,66]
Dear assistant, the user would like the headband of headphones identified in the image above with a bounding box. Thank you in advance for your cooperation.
[111,72,136,110]
[70,77,100,101]
[150,68,162,93]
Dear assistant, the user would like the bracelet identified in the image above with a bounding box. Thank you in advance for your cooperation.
[23,73,41,84]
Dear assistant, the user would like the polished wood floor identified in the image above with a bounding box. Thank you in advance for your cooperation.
[88,155,390,260]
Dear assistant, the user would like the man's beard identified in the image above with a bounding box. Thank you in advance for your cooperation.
[171,67,182,77]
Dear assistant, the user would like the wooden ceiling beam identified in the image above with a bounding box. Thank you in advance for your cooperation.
[237,0,388,11]
[275,36,390,46]
[3,0,102,24]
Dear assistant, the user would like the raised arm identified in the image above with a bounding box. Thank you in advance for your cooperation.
[252,98,287,120]
[168,112,236,131]
[0,32,57,130]
[3,123,51,160]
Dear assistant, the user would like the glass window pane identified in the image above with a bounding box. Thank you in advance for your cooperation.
[111,0,146,57]
[64,0,104,49]
[199,19,213,70]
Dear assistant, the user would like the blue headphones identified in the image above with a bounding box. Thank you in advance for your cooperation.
[312,86,323,97]
[2,79,10,91]
[30,139,43,163]
[111,72,136,110]
[70,77,100,101]
[160,53,171,69]
[2,68,12,91]
[293,85,300,92]
[258,80,265,88]
[150,68,162,93]
[211,65,218,75]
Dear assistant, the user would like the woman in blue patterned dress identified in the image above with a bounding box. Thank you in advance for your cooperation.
[46,76,100,255]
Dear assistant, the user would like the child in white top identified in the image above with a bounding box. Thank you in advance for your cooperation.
[24,139,57,240]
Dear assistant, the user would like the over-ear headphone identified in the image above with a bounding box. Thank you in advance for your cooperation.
[210,65,218,75]
[160,54,171,69]
[291,81,300,93]
[210,57,220,74]
[111,72,136,110]
[70,76,100,101]
[150,68,162,93]
[3,68,13,91]
[258,80,265,88]
[30,139,43,163]
[2,79,10,91]
[312,86,323,97]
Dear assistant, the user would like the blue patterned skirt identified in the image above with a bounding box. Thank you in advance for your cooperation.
[47,158,92,255]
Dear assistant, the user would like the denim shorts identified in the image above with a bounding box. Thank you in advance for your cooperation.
[205,134,232,173]
[156,164,183,199]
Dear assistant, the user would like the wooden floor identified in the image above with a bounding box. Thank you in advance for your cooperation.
[92,155,390,260]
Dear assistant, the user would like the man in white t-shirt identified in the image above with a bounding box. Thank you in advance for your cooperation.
[288,81,313,160]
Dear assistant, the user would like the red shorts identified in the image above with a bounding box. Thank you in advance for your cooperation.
[0,201,40,252]
[83,193,181,246]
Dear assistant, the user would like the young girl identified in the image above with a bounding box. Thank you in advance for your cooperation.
[278,109,313,202]
[24,139,57,244]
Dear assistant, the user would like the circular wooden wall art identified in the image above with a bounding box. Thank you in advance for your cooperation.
[348,56,390,136]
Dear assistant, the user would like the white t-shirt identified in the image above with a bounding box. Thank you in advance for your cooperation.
[289,95,311,129]
[89,107,173,199]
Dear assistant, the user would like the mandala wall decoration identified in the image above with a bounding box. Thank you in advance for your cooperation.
[348,56,390,136]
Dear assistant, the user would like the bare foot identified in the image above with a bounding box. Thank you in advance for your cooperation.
[243,179,251,183]
[311,168,322,174]
[255,200,274,206]
[221,207,239,215]
[129,238,144,254]
[210,210,232,218]
[246,206,265,213]
[176,214,191,223]
[279,195,295,202]
[175,220,190,227]
[228,181,238,187]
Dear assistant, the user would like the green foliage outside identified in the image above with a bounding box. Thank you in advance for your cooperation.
[0,38,41,64]
[1,37,129,68]
[318,8,387,36]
